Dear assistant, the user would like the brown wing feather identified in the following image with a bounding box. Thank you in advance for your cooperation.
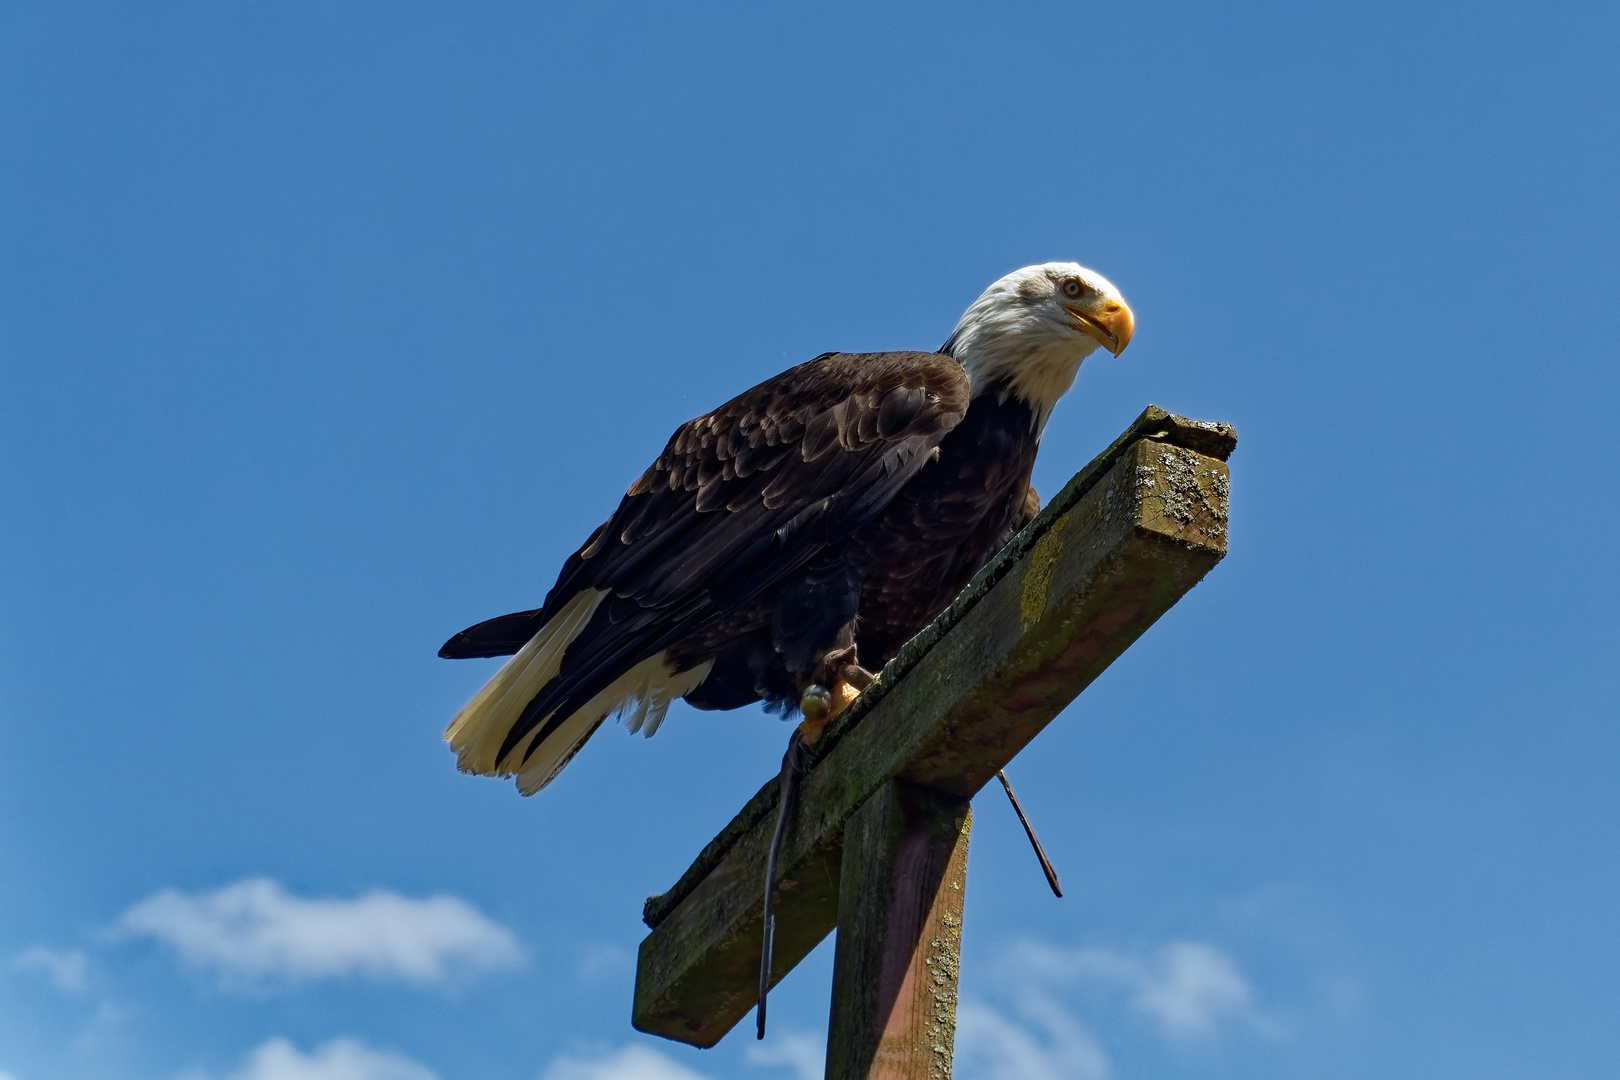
[451,351,971,764]
[556,356,961,597]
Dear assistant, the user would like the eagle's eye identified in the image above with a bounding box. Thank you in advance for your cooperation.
[1061,279,1084,298]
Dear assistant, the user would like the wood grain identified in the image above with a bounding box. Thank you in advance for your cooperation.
[825,781,971,1080]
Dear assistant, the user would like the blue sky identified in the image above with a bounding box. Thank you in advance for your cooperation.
[2,2,1617,1078]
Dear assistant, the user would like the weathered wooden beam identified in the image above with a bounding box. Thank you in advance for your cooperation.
[632,406,1235,1048]
[825,781,971,1080]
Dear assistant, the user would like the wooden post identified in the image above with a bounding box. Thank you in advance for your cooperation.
[826,781,971,1080]
[631,406,1236,1054]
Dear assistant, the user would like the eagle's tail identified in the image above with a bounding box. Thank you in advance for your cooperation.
[442,589,712,795]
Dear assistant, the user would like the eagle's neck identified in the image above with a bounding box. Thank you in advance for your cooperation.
[943,315,1098,437]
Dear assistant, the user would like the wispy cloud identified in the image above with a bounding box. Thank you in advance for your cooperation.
[12,946,90,994]
[193,1038,438,1080]
[746,1030,824,1080]
[1005,940,1255,1039]
[539,1045,714,1080]
[118,878,520,985]
[956,997,1111,1080]
[953,937,1264,1080]
[1115,942,1253,1037]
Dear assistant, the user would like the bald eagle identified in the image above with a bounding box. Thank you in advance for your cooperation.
[440,263,1134,795]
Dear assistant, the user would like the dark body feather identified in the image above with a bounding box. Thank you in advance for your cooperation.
[440,351,1041,768]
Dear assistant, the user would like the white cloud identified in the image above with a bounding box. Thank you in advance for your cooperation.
[12,946,89,993]
[0,1069,18,1080]
[1002,939,1254,1039]
[1122,942,1252,1037]
[956,997,1111,1080]
[745,1030,824,1080]
[950,937,1265,1079]
[200,1038,438,1080]
[540,1045,714,1080]
[118,878,521,985]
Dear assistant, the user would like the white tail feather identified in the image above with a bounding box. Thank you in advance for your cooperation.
[443,588,713,796]
[512,652,713,796]
[639,697,674,738]
[444,589,605,776]
[625,692,652,736]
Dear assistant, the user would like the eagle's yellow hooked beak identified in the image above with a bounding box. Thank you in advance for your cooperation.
[1064,297,1135,356]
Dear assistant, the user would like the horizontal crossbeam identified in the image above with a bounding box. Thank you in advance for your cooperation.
[632,406,1236,1048]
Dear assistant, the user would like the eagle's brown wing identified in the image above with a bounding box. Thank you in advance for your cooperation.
[440,351,970,781]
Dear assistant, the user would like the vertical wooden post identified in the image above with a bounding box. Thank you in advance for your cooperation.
[825,780,971,1080]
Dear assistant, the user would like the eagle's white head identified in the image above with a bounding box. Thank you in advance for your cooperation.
[943,262,1135,434]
